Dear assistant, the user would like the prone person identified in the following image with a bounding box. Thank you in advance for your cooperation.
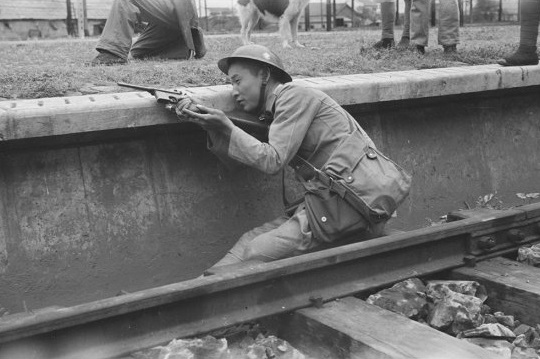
[91,0,206,65]
[172,45,410,271]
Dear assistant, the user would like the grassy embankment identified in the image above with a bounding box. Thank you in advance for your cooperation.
[0,25,520,100]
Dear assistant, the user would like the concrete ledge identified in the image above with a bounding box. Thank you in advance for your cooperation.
[0,64,539,142]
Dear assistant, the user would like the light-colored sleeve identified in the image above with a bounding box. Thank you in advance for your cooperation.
[227,85,322,174]
[206,130,245,170]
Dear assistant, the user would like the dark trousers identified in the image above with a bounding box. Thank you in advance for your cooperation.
[96,0,198,60]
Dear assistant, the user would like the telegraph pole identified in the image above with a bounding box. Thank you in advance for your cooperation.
[351,0,355,27]
[326,0,332,31]
[204,0,208,31]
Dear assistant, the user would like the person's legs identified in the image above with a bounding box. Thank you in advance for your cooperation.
[94,0,141,62]
[410,0,430,53]
[130,0,196,59]
[397,0,412,49]
[209,209,318,268]
[438,0,459,53]
[498,0,540,66]
[130,23,192,59]
[374,0,396,49]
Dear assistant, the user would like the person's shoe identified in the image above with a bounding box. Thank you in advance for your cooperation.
[497,45,539,66]
[396,36,410,50]
[373,38,395,50]
[443,44,457,54]
[415,45,425,54]
[91,51,127,66]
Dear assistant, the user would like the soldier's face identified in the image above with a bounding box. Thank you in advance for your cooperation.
[228,63,263,113]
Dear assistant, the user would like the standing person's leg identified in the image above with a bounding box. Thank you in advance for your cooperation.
[397,0,412,49]
[498,0,540,66]
[93,0,141,64]
[374,0,396,49]
[409,0,430,53]
[438,0,459,53]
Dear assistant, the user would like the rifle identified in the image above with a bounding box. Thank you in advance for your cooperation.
[117,82,269,137]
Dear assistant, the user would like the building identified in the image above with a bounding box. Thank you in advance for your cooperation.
[299,2,364,30]
[0,0,114,40]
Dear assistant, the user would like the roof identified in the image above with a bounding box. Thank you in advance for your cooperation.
[306,3,362,18]
[0,0,114,20]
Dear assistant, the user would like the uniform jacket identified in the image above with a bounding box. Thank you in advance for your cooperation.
[208,82,375,177]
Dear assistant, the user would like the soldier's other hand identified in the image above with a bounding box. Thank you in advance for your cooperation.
[182,104,234,133]
[174,97,200,120]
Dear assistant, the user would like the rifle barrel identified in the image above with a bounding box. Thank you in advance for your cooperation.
[117,82,183,96]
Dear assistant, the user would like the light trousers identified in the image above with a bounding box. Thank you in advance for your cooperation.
[379,0,459,46]
[210,206,386,269]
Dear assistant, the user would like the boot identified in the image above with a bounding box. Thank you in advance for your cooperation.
[373,38,395,49]
[397,36,410,50]
[91,50,127,66]
[497,45,539,66]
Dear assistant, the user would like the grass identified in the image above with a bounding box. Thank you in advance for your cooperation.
[0,25,521,100]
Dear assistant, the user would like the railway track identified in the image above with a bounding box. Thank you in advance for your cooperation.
[1,202,539,359]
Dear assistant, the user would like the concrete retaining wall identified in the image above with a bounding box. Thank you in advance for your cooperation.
[0,65,539,312]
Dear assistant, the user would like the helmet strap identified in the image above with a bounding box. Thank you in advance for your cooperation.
[256,68,271,115]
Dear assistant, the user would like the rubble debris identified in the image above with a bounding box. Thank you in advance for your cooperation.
[128,333,305,359]
[517,244,540,267]
[367,278,540,359]
[157,336,229,359]
[495,312,517,328]
[426,280,487,302]
[460,323,517,340]
[511,347,539,359]
[365,278,427,319]
[463,338,514,359]
[242,335,305,359]
[426,283,485,335]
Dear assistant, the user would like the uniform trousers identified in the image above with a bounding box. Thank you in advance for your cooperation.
[379,0,459,47]
[96,0,198,60]
[210,205,387,268]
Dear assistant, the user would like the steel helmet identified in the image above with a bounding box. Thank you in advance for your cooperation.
[218,44,292,83]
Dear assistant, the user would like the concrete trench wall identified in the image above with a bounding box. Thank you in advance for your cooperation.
[0,65,539,313]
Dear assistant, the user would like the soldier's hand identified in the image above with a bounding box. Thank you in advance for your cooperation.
[173,97,200,121]
[182,104,234,133]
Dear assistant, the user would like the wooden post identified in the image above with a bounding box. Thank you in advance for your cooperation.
[66,0,74,36]
[74,0,85,38]
[430,0,436,27]
[333,0,337,27]
[320,0,323,29]
[204,0,208,31]
[305,4,310,31]
[470,0,473,24]
[351,0,355,27]
[458,0,464,26]
[498,0,502,21]
[82,0,88,36]
[395,0,400,25]
[326,0,332,31]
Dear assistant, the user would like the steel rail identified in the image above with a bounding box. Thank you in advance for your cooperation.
[1,203,539,359]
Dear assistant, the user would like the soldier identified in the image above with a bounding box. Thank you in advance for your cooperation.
[373,0,459,54]
[91,0,206,66]
[176,45,410,269]
[498,0,539,66]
